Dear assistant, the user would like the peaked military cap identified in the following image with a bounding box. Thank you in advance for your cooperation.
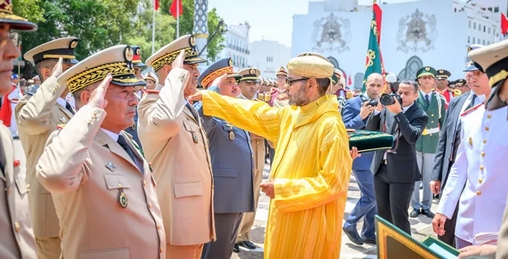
[57,45,146,93]
[198,58,241,88]
[24,37,79,65]
[146,34,205,72]
[238,68,260,82]
[131,46,146,68]
[143,72,157,84]
[416,66,437,78]
[276,66,287,76]
[454,79,466,86]
[436,69,451,80]
[288,52,334,79]
[0,0,37,31]
[469,39,508,87]
[464,44,485,72]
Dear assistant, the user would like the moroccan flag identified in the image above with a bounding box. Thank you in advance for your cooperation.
[170,0,183,18]
[362,2,385,92]
[501,13,508,36]
[348,75,352,87]
[154,0,159,11]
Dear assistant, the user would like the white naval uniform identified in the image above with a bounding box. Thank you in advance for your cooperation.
[437,104,508,244]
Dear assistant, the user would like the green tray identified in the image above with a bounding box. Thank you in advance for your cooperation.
[348,130,394,153]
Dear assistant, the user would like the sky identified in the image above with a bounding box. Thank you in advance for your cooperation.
[208,0,422,47]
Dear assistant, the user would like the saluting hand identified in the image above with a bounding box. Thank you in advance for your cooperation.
[88,74,112,110]
[52,57,64,78]
[187,90,204,102]
[171,49,185,70]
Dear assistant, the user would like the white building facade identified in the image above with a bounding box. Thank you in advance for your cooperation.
[249,40,292,79]
[292,0,506,90]
[216,23,251,71]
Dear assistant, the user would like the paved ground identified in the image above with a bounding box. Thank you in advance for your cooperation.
[12,140,438,259]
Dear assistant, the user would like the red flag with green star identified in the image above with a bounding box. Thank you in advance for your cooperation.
[362,1,385,92]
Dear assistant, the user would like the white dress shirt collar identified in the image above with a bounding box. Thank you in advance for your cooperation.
[101,128,120,142]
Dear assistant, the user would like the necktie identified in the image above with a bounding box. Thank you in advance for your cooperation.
[185,103,199,122]
[117,135,139,168]
[65,101,75,115]
[465,94,477,110]
[425,94,430,105]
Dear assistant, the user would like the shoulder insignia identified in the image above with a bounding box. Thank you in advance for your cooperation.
[460,103,483,117]
[57,123,66,130]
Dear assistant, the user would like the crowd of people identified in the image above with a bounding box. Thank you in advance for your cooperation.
[1,2,508,259]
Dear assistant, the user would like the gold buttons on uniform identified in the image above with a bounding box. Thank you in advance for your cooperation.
[431,121,434,123]
[476,191,482,195]
[157,224,161,230]
[485,127,489,131]
[431,114,434,117]
[160,246,163,253]
[483,140,487,144]
[481,152,485,157]
[26,184,30,191]
[480,165,484,170]
[143,181,147,187]
[148,202,152,209]
[118,183,123,188]
[14,222,20,233]
[479,179,483,183]
[487,115,492,119]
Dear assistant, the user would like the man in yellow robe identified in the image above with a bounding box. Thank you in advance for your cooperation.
[189,53,352,259]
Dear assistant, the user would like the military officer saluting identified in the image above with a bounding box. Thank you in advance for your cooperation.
[0,1,37,258]
[36,45,166,259]
[195,58,255,259]
[269,66,289,108]
[410,66,446,219]
[138,35,214,258]
[16,37,79,259]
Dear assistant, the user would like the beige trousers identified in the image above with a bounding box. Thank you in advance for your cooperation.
[237,138,265,242]
[35,236,61,259]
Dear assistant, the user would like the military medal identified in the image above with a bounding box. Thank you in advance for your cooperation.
[106,162,116,172]
[118,188,128,208]
[225,122,234,141]
[131,123,136,130]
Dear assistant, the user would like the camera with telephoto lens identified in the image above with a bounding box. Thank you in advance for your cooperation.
[380,93,402,106]
[366,98,378,107]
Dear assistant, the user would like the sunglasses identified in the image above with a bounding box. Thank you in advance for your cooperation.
[285,77,308,86]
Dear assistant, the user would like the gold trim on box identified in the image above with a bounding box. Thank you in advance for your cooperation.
[67,62,134,93]
[377,217,440,259]
[151,48,196,71]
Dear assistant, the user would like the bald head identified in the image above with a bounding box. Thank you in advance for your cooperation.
[365,73,384,99]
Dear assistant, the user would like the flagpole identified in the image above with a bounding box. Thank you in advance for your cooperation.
[176,0,180,38]
[151,1,156,55]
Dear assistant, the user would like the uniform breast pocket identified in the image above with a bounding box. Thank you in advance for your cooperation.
[183,120,199,144]
[15,172,28,196]
[174,181,203,198]
[104,174,132,190]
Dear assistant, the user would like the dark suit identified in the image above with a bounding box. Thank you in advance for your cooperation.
[341,96,377,239]
[431,93,470,246]
[195,100,255,259]
[366,102,428,234]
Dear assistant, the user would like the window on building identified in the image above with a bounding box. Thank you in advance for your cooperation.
[474,22,476,29]
[468,36,470,43]
[266,56,273,62]
[469,20,471,28]
[494,7,499,13]
[472,37,475,44]
[483,39,485,45]
[483,25,486,32]
[488,27,491,34]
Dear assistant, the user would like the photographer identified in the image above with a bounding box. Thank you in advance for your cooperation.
[342,73,383,245]
[366,80,429,235]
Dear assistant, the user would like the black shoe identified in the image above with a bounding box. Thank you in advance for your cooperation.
[238,240,257,250]
[342,227,364,245]
[362,238,377,245]
[421,209,435,218]
[233,243,240,253]
[410,208,420,218]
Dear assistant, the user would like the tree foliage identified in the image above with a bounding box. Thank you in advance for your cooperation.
[12,0,225,64]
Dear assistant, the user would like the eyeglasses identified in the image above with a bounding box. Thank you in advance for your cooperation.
[285,77,308,86]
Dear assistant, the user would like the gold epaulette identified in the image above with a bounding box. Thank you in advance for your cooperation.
[460,103,483,117]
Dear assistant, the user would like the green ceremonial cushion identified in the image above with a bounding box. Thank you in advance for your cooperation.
[348,130,394,153]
